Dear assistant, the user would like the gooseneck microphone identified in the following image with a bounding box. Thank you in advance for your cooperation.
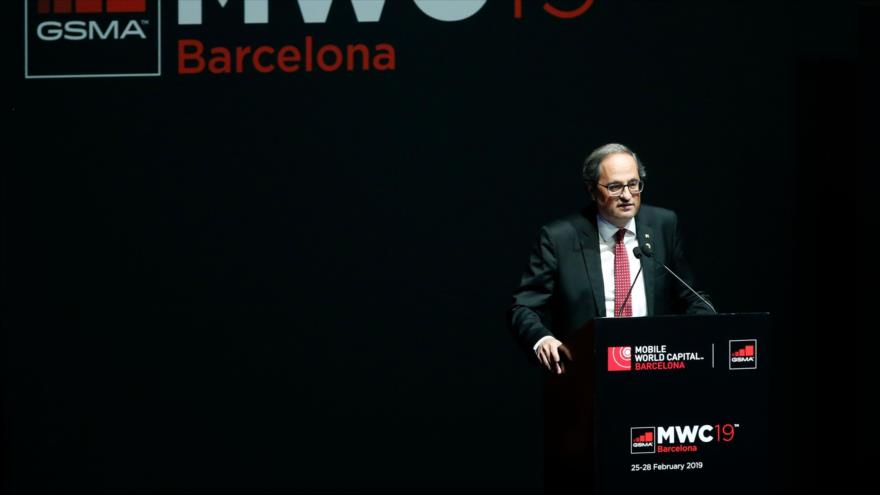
[616,256,643,318]
[637,244,717,314]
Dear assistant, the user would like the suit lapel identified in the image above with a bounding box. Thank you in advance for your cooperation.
[635,216,655,316]
[573,209,606,317]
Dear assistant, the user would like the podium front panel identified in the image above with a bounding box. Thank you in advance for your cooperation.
[593,314,770,494]
[547,313,771,494]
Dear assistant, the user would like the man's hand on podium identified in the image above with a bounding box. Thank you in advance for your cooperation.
[536,337,573,375]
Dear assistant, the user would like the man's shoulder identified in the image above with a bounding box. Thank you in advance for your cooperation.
[637,204,678,225]
[541,210,591,237]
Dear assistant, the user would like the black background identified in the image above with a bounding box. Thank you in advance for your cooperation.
[5,0,866,493]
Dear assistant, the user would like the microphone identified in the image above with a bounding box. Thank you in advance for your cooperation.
[616,250,643,317]
[637,243,717,314]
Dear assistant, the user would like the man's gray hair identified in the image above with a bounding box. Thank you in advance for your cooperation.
[581,143,647,186]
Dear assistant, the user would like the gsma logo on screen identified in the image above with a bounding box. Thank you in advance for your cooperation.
[24,0,161,78]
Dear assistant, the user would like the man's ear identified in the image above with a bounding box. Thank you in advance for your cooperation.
[585,183,596,202]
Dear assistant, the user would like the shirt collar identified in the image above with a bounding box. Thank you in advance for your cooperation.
[597,214,637,244]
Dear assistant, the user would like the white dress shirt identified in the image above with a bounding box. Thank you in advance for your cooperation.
[596,215,647,319]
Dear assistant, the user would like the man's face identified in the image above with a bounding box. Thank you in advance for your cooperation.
[592,153,642,227]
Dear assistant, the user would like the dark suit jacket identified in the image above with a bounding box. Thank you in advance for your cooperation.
[508,204,713,357]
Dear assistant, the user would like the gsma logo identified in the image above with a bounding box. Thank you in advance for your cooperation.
[630,427,655,454]
[729,339,757,370]
[607,346,631,372]
[25,0,161,78]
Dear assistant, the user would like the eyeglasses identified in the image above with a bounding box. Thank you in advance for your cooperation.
[597,179,644,196]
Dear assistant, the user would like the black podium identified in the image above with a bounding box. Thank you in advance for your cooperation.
[544,313,771,494]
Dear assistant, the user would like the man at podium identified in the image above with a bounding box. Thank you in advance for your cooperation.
[508,143,714,375]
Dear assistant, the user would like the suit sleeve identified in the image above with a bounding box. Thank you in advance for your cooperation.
[669,213,715,315]
[508,226,558,359]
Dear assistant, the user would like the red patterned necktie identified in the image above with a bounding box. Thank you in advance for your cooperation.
[614,228,633,317]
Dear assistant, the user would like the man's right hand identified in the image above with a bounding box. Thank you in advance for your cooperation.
[536,337,573,375]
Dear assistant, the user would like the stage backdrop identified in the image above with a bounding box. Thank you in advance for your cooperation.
[7,1,859,493]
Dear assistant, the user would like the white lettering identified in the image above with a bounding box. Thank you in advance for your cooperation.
[177,0,486,24]
[178,0,386,24]
[65,20,87,40]
[657,427,675,444]
[120,20,147,39]
[413,0,486,21]
[698,425,713,442]
[37,21,63,41]
[298,0,385,23]
[36,20,147,41]
[634,345,667,353]
[658,425,715,444]
[89,20,119,40]
[675,425,699,444]
[178,0,203,24]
